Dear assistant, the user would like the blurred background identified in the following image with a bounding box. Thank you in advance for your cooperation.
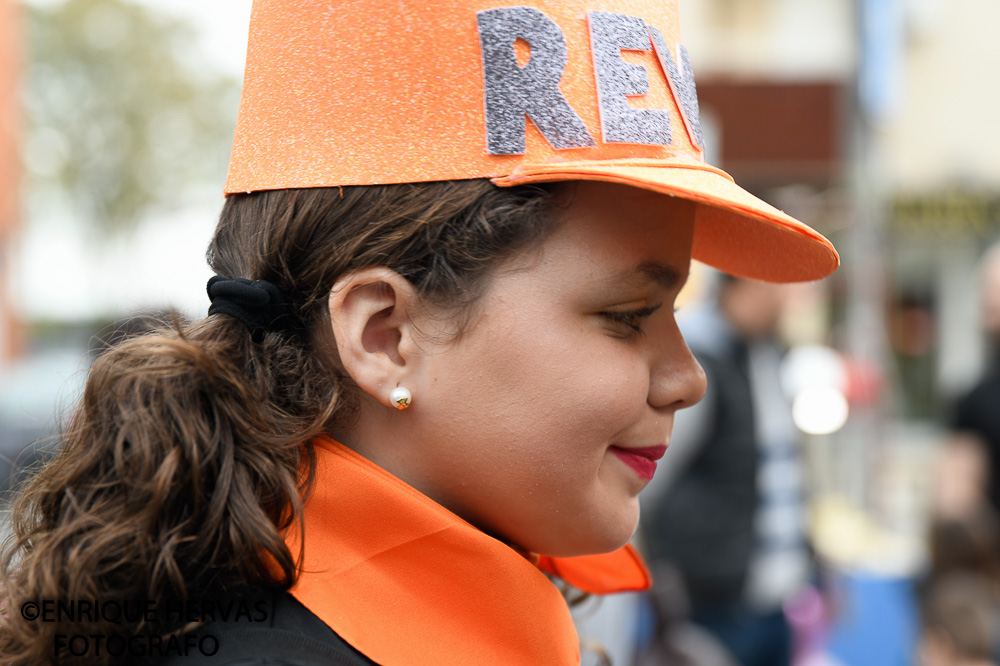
[0,0,996,664]
[0,0,247,492]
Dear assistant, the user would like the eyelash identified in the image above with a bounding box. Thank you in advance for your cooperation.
[600,303,663,336]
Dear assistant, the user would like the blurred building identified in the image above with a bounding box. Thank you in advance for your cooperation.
[0,0,20,363]
[678,0,851,341]
[680,0,852,182]
[885,0,1000,413]
[681,0,999,424]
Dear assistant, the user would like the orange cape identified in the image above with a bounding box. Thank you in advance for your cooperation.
[286,436,651,665]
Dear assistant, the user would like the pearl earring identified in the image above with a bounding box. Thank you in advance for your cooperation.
[389,386,412,410]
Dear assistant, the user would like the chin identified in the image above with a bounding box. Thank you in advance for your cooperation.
[528,517,639,558]
[536,534,634,559]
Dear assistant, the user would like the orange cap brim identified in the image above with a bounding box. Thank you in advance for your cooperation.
[228,0,839,283]
[493,158,839,283]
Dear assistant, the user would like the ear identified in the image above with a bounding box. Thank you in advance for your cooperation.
[327,267,428,410]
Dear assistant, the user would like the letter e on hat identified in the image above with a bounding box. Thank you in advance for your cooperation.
[588,11,672,145]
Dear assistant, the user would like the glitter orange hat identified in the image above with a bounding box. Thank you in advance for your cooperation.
[227,0,839,282]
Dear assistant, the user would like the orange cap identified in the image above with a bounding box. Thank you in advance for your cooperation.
[227,0,839,282]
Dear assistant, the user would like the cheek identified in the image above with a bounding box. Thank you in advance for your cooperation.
[443,311,649,450]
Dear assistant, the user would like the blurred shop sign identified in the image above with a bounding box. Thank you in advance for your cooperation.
[892,191,1000,237]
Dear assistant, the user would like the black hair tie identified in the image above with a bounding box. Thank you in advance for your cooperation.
[207,275,295,342]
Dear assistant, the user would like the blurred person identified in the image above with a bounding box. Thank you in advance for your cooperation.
[926,506,1000,595]
[635,561,741,666]
[0,1,839,665]
[950,242,1000,516]
[920,492,1000,665]
[924,456,1000,598]
[639,274,812,666]
[919,572,1000,666]
[933,433,991,521]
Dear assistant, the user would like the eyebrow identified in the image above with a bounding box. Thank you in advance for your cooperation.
[635,262,684,289]
[600,262,683,291]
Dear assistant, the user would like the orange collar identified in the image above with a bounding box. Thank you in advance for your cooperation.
[286,436,650,666]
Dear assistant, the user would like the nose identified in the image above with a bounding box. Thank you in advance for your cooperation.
[648,325,707,410]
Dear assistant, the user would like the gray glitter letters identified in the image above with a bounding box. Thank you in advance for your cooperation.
[477,7,596,154]
[588,11,671,145]
[649,25,704,150]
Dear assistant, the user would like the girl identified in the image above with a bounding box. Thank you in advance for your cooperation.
[0,1,838,664]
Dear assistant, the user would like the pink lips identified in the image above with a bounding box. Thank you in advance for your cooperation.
[609,445,668,481]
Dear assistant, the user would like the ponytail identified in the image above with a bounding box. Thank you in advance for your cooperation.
[0,314,340,663]
[0,180,556,664]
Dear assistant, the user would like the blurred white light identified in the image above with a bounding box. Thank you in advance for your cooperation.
[792,386,849,435]
[781,344,846,398]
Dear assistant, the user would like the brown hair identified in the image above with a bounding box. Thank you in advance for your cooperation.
[0,180,556,665]
[929,506,1000,589]
[921,572,1000,662]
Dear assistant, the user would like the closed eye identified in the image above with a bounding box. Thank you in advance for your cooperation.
[600,303,663,336]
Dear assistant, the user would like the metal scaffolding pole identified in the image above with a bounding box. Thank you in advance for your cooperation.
[844,0,900,515]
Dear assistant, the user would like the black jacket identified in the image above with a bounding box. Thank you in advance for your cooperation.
[135,589,378,666]
[640,317,759,611]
